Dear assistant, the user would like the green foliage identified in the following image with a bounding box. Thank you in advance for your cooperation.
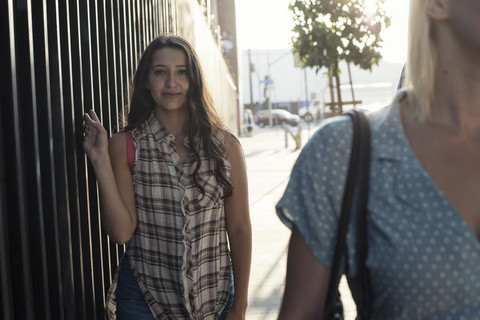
[290,0,391,74]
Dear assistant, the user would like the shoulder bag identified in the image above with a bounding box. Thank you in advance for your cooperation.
[324,110,371,320]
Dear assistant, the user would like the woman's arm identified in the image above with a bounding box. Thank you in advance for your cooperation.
[224,136,252,319]
[278,227,331,319]
[83,110,136,244]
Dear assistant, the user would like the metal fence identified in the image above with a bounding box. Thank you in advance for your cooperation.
[0,1,179,319]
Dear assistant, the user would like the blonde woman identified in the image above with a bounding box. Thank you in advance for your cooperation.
[277,0,480,318]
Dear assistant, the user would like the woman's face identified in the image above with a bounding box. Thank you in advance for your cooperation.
[147,47,190,114]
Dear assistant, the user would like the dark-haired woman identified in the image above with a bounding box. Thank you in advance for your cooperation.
[83,35,251,320]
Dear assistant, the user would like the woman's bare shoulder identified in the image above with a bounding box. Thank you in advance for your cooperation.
[108,132,127,161]
[223,132,243,157]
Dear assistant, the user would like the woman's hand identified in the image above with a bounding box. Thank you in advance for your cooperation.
[82,111,137,243]
[83,110,109,164]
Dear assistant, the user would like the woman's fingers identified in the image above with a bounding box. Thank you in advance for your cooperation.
[88,109,100,122]
[84,112,93,123]
[82,110,110,164]
[84,115,91,135]
[84,111,106,135]
[84,113,95,138]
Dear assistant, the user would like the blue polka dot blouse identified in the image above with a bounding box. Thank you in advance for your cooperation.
[276,92,480,319]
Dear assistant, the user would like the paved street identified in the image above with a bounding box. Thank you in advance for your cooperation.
[239,123,356,319]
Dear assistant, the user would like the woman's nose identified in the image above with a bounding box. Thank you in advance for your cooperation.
[166,73,176,87]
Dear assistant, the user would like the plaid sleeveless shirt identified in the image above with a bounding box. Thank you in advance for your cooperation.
[106,112,232,319]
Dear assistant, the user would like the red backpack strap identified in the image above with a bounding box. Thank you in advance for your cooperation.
[125,131,135,170]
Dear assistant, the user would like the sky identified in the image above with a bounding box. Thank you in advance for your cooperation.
[235,0,409,63]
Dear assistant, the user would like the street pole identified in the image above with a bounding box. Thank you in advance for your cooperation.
[262,50,290,128]
[248,49,254,110]
[304,68,310,137]
[263,75,273,127]
[267,50,273,127]
[304,68,309,107]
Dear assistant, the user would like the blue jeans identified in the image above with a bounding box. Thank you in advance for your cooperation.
[115,256,234,319]
[115,257,154,319]
[219,270,235,320]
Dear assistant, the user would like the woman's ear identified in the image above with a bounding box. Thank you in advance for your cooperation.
[426,0,450,20]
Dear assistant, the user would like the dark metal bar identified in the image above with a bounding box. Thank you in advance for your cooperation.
[94,0,112,309]
[0,89,13,320]
[54,1,77,318]
[127,0,135,77]
[40,0,74,318]
[28,0,64,318]
[37,1,65,317]
[0,2,14,318]
[8,1,36,318]
[77,0,98,317]
[64,0,88,317]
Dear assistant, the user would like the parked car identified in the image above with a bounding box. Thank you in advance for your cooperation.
[254,109,301,127]
[298,99,324,122]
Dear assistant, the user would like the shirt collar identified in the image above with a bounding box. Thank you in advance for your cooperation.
[370,90,413,162]
[146,112,170,142]
[146,112,200,149]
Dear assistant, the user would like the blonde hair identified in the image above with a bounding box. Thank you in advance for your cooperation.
[405,0,437,121]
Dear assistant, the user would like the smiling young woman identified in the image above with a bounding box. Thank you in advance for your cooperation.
[83,35,252,320]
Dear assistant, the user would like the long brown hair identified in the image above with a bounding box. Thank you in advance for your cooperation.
[124,35,233,197]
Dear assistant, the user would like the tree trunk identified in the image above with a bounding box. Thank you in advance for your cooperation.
[347,62,356,109]
[328,69,336,116]
[334,60,343,114]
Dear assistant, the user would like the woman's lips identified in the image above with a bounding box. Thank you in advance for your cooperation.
[163,92,180,98]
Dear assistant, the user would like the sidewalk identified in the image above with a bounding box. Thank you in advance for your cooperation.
[239,124,356,319]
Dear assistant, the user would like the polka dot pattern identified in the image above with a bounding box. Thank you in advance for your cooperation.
[276,93,480,319]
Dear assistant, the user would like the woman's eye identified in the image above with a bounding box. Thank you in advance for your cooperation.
[154,70,165,75]
[178,69,187,75]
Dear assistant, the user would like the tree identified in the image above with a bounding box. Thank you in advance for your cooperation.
[290,0,391,114]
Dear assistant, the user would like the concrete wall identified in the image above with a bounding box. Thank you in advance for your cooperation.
[177,0,240,134]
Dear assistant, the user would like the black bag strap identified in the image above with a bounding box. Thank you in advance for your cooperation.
[324,109,371,319]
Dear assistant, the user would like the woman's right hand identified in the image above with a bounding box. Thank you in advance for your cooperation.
[82,111,137,243]
[83,110,109,164]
